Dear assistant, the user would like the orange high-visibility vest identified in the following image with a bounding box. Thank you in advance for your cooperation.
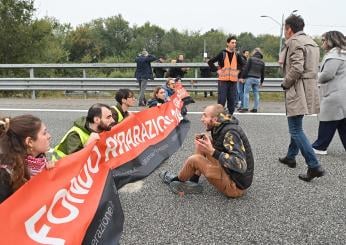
[218,51,239,82]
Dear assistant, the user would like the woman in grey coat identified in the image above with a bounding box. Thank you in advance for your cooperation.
[312,31,346,154]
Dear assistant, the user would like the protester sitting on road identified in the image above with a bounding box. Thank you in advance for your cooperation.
[159,104,254,197]
[111,89,136,124]
[52,103,114,160]
[162,78,176,100]
[239,48,265,113]
[148,87,167,108]
[311,30,346,154]
[0,115,53,203]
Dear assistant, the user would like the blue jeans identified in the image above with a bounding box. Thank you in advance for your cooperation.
[286,115,319,168]
[217,81,237,115]
[237,82,244,107]
[243,78,260,109]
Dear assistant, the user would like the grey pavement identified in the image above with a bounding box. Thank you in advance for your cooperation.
[0,98,345,244]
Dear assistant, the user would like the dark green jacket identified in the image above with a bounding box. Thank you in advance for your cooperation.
[53,117,92,158]
[211,114,254,189]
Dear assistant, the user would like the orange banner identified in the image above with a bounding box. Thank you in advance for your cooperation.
[0,84,188,244]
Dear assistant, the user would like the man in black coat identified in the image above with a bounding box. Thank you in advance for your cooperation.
[135,50,156,106]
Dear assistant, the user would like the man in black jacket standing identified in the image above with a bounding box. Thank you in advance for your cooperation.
[208,36,246,115]
[239,48,265,113]
[135,50,156,106]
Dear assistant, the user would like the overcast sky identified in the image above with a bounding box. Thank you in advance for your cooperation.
[34,0,346,37]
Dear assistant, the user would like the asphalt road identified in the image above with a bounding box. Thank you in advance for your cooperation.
[0,98,345,245]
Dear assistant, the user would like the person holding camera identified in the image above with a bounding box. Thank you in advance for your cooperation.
[135,49,157,106]
[159,104,254,197]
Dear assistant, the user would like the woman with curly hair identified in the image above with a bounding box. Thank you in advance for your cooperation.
[0,115,52,204]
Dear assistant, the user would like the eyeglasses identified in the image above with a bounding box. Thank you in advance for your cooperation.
[321,39,326,42]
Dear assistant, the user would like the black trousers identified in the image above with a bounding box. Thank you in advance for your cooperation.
[312,118,346,151]
[217,81,237,115]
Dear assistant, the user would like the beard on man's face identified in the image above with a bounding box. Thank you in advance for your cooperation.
[205,119,214,131]
[97,121,112,132]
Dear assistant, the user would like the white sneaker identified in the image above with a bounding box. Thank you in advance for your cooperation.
[313,148,327,155]
[236,101,242,108]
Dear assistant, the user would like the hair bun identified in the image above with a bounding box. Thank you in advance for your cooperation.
[0,118,10,133]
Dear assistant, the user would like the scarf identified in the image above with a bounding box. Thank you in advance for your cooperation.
[25,155,48,176]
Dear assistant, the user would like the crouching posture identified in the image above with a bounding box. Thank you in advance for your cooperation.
[160,104,254,197]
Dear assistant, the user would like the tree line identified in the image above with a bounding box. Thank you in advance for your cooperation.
[1,0,324,66]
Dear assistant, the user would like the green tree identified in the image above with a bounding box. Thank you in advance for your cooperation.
[201,29,227,58]
[257,34,280,61]
[65,25,101,62]
[160,28,186,59]
[89,15,133,58]
[237,32,257,52]
[0,0,35,63]
[130,22,165,56]
[28,17,70,63]
[178,30,203,61]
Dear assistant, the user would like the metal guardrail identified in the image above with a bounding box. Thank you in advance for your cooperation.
[0,62,280,69]
[0,63,283,99]
[0,77,282,91]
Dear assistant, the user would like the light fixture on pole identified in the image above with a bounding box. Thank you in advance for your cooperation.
[260,10,298,59]
[260,14,283,59]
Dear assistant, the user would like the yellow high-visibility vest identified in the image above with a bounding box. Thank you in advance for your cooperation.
[52,126,90,161]
[112,106,124,123]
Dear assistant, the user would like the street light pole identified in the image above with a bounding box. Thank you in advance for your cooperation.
[260,14,283,59]
[261,10,298,59]
[279,14,284,58]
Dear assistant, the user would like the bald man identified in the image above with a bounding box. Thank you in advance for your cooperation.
[160,104,254,198]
